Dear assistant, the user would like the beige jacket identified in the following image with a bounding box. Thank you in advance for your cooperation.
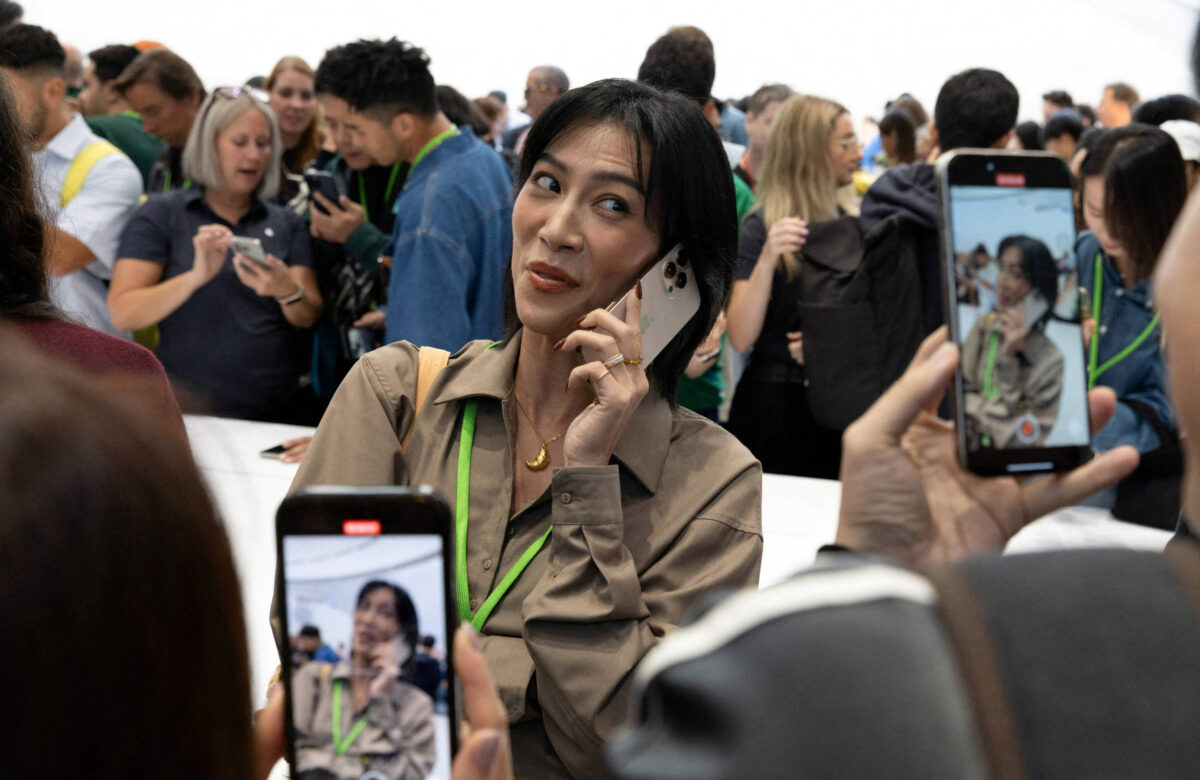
[288,333,763,778]
[290,661,435,780]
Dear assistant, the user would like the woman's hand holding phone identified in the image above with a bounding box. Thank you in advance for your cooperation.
[997,302,1030,358]
[366,636,408,697]
[558,282,650,469]
[233,253,299,300]
[833,328,1139,566]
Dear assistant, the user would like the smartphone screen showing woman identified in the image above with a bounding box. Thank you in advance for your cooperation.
[941,155,1091,474]
[282,533,451,780]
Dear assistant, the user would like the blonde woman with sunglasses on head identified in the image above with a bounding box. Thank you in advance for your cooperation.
[109,87,324,423]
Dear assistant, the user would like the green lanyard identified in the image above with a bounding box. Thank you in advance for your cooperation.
[455,398,553,632]
[331,679,370,756]
[358,163,402,224]
[1087,253,1161,389]
[411,125,458,172]
[162,169,191,192]
[983,329,1001,401]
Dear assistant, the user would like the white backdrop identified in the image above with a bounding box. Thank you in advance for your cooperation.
[29,0,1200,127]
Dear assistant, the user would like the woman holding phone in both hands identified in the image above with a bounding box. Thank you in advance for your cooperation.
[108,87,323,423]
[290,79,762,778]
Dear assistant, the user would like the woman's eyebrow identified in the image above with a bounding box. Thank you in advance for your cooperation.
[540,152,645,195]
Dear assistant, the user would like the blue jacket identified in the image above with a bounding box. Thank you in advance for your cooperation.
[1075,231,1172,453]
[384,126,514,351]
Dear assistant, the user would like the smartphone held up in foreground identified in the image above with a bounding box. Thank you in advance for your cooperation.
[276,487,457,780]
[937,150,1092,476]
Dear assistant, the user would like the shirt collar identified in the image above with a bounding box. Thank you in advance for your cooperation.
[183,187,271,222]
[42,114,91,161]
[434,330,673,493]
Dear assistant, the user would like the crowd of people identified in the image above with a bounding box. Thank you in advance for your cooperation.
[4,0,1200,776]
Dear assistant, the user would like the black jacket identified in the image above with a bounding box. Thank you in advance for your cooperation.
[861,162,944,335]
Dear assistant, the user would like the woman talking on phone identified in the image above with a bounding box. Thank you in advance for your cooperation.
[961,235,1064,449]
[290,580,435,780]
[108,87,324,423]
[290,78,762,779]
[724,94,862,478]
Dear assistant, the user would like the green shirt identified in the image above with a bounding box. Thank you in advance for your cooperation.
[676,173,755,415]
[85,111,166,190]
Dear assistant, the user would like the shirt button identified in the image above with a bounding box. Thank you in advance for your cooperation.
[483,559,492,570]
[1115,288,1124,297]
[469,598,478,610]
[560,491,574,505]
[1100,325,1108,335]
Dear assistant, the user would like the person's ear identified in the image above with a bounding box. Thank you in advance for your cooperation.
[993,129,1015,150]
[929,122,939,149]
[702,99,721,131]
[102,81,121,111]
[42,75,65,106]
[389,112,414,142]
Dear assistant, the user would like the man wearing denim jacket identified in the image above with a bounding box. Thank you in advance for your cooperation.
[315,37,513,354]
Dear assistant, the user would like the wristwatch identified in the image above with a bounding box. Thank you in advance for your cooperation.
[277,283,304,306]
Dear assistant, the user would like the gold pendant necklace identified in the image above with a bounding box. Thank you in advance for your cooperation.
[513,390,567,472]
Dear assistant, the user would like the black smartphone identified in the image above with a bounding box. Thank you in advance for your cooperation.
[261,443,288,459]
[305,169,348,215]
[937,150,1091,476]
[276,487,457,780]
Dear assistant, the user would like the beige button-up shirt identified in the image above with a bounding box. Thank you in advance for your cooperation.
[289,333,763,778]
[291,660,435,779]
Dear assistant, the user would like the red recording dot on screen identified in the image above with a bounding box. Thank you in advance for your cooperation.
[343,519,382,536]
[996,173,1026,187]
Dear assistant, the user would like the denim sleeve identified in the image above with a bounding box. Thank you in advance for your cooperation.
[384,225,473,351]
[1094,370,1172,453]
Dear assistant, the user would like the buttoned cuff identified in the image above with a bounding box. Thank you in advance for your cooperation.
[551,466,622,526]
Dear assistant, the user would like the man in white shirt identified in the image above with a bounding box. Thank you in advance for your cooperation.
[0,24,141,337]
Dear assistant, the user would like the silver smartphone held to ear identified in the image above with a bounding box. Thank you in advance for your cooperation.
[937,150,1091,476]
[607,244,701,367]
[229,236,270,269]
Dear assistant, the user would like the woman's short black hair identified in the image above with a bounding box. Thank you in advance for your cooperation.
[1079,124,1187,281]
[0,73,49,318]
[997,234,1058,329]
[503,78,737,406]
[357,580,421,680]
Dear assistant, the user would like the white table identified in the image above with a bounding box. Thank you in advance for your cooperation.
[187,416,1173,703]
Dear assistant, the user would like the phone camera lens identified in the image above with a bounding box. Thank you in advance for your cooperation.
[987,162,995,171]
[676,272,688,289]
[664,261,677,278]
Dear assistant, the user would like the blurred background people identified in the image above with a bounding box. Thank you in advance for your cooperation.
[726,94,861,477]
[503,64,567,155]
[1042,89,1074,121]
[1097,81,1139,127]
[109,87,323,422]
[736,82,793,189]
[0,23,142,338]
[265,55,322,203]
[1041,110,1084,161]
[79,43,166,188]
[876,108,917,167]
[113,48,205,193]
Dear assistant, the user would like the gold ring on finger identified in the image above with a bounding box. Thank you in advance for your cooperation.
[596,368,613,382]
[622,356,644,365]
[602,353,625,368]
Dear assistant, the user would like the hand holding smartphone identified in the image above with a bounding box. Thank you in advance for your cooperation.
[276,488,457,780]
[229,236,271,269]
[938,150,1091,475]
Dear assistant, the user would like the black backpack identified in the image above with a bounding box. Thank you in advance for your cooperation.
[796,213,925,430]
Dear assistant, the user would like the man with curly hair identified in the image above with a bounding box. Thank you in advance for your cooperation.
[314,38,513,352]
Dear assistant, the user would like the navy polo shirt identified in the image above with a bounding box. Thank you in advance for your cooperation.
[116,187,314,419]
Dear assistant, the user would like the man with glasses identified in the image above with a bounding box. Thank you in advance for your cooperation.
[503,65,568,155]
[112,48,205,194]
[0,23,141,338]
